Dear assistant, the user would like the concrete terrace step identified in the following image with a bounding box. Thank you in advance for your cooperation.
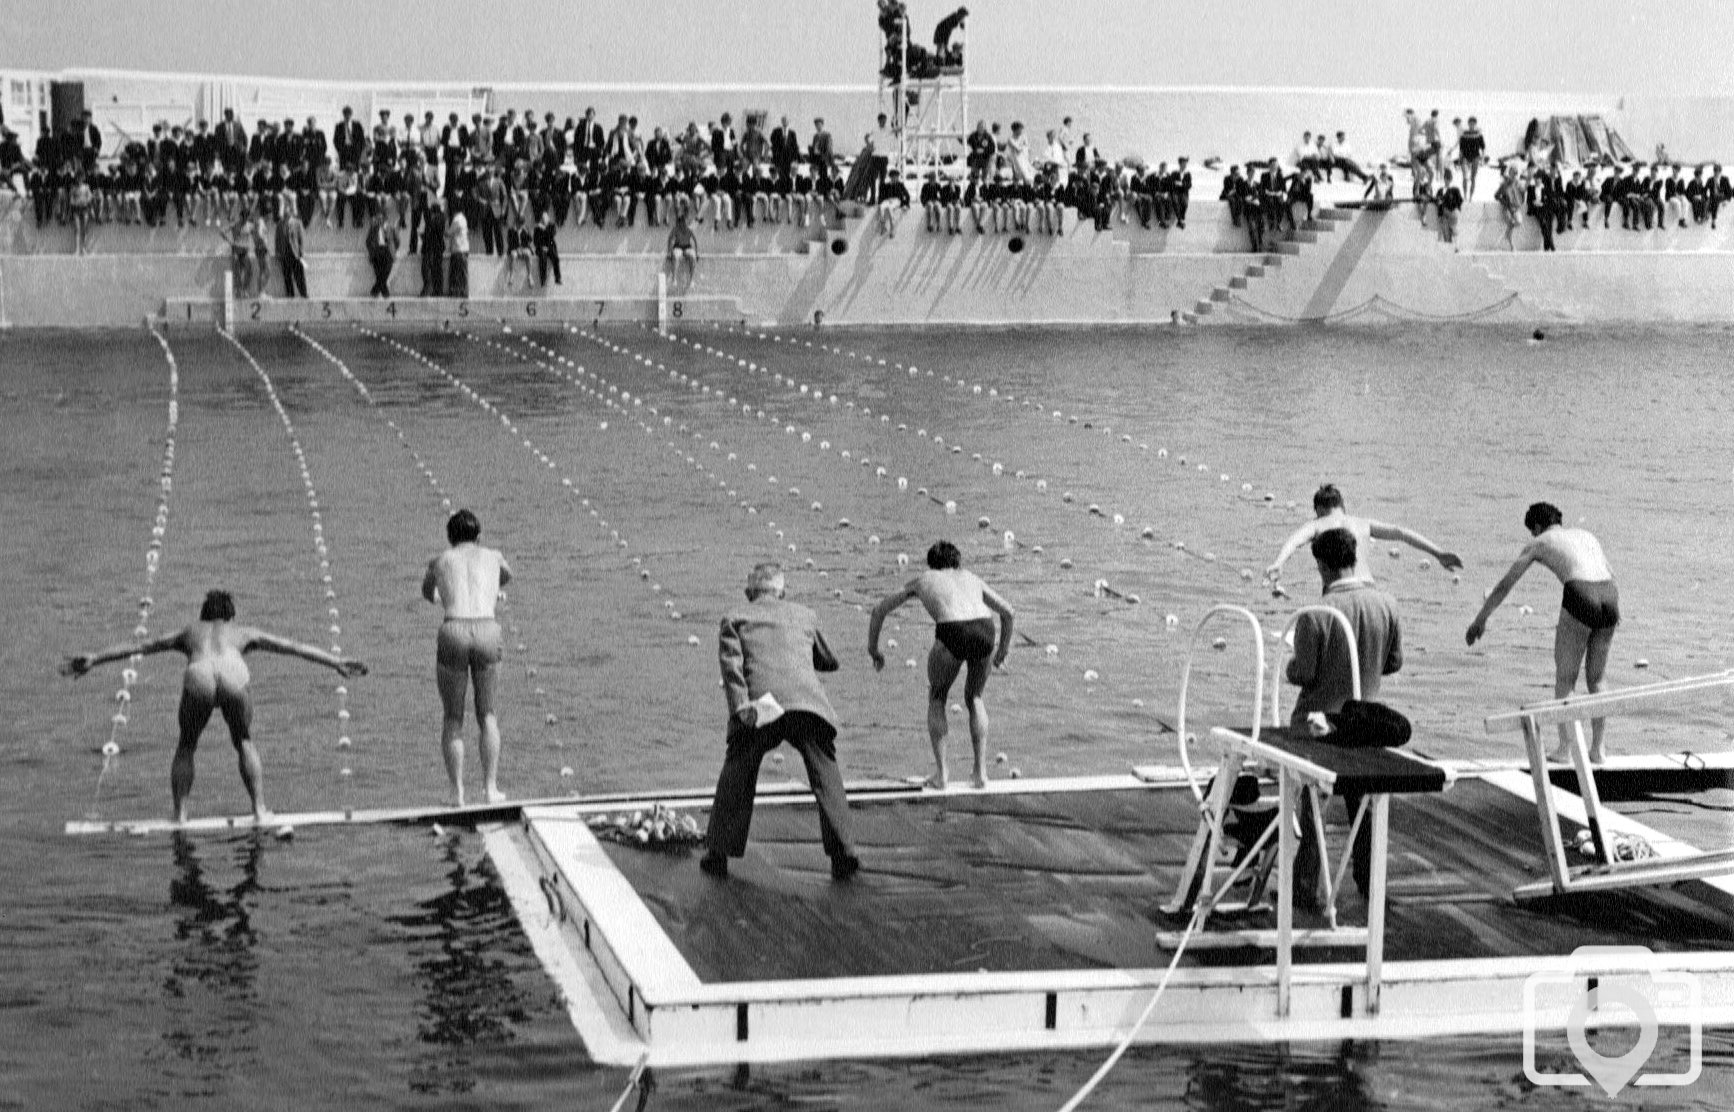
[1209,286,1232,302]
[1228,275,1249,289]
[1317,208,1357,222]
[1273,241,1304,255]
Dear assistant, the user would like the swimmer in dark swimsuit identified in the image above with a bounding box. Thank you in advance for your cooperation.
[62,589,368,822]
[869,541,1015,789]
[1467,502,1620,763]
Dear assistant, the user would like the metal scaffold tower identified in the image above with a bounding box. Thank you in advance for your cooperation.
[876,3,969,175]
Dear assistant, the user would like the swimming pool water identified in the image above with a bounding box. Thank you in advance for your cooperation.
[4,322,1731,1109]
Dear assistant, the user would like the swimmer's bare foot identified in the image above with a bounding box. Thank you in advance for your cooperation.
[970,769,988,790]
[1588,747,1607,766]
[922,774,947,791]
[450,790,466,809]
[253,808,274,825]
[485,788,507,805]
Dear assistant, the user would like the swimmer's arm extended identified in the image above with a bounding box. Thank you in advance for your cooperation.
[1265,520,1322,582]
[866,583,919,671]
[981,584,1016,668]
[245,631,369,677]
[1465,549,1538,645]
[1366,519,1464,571]
[62,631,185,677]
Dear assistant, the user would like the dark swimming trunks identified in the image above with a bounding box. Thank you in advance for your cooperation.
[935,617,996,662]
[1561,579,1620,630]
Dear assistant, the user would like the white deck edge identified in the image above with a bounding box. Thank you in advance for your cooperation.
[479,823,650,1065]
[484,769,1734,1066]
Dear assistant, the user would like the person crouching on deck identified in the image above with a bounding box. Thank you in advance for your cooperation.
[701,564,861,881]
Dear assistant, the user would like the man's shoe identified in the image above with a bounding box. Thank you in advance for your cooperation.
[830,855,861,881]
[699,852,729,878]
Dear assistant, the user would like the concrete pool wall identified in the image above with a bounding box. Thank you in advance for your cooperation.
[4,196,1733,328]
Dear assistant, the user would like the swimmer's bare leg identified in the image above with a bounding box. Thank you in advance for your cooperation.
[174,688,214,823]
[962,658,992,788]
[472,659,505,804]
[1547,611,1592,763]
[1583,626,1615,764]
[437,660,470,806]
[218,689,266,820]
[925,643,962,789]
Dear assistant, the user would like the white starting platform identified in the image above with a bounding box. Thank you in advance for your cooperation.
[161,292,748,331]
[480,770,1734,1068]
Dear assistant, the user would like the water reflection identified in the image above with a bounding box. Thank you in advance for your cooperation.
[160,833,264,1082]
[1184,1042,1377,1111]
[395,836,534,1095]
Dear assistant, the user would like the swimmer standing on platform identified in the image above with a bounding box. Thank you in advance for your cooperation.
[1467,502,1620,764]
[868,541,1014,789]
[423,509,513,805]
[62,589,368,823]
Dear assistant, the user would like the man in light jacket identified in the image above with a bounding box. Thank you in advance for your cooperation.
[701,564,860,881]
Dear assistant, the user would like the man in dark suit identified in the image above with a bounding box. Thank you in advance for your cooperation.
[334,106,365,171]
[365,210,400,297]
[701,564,860,881]
[770,115,799,176]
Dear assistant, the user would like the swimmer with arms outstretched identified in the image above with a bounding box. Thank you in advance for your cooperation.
[1266,483,1462,589]
[422,509,513,806]
[61,589,367,823]
[868,541,1015,789]
[1466,501,1619,764]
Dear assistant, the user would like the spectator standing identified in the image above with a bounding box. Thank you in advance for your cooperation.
[365,209,400,297]
[446,204,470,297]
[533,207,561,286]
[420,196,447,297]
[1457,118,1486,200]
[275,206,308,297]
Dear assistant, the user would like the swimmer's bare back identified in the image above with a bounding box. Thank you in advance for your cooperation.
[1526,527,1613,585]
[912,568,995,623]
[423,544,513,619]
[63,622,368,681]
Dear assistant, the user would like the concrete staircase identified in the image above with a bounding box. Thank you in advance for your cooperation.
[1182,207,1354,323]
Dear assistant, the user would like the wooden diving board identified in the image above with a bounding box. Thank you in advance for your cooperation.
[1484,669,1734,899]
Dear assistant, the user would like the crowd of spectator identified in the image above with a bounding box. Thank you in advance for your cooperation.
[1,103,868,271]
[5,97,1732,269]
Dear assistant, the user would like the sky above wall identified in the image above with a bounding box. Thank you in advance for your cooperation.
[2,0,1729,96]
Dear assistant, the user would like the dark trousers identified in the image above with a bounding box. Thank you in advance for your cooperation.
[279,255,307,298]
[705,710,855,861]
[368,248,393,296]
[1174,193,1189,228]
[447,252,469,298]
[480,210,503,255]
[1295,789,1372,909]
[1534,209,1555,251]
[537,250,561,286]
[1247,207,1265,251]
[421,249,445,296]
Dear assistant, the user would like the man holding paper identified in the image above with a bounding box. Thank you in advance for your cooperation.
[701,564,861,881]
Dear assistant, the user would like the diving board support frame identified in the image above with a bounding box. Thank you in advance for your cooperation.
[1485,669,1734,900]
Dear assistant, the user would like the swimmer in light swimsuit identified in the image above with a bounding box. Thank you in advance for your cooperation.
[62,589,368,823]
[1467,502,1620,764]
[868,541,1015,789]
[422,509,513,806]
